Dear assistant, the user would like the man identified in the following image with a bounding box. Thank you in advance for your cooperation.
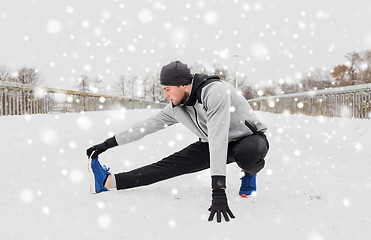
[87,60,269,223]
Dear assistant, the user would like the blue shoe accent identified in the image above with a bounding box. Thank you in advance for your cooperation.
[239,173,257,198]
[88,156,111,194]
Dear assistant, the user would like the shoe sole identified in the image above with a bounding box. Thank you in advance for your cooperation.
[87,154,96,194]
[240,194,250,198]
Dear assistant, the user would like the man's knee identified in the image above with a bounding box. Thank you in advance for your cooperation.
[233,134,269,175]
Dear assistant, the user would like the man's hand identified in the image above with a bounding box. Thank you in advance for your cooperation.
[208,188,235,223]
[86,136,118,159]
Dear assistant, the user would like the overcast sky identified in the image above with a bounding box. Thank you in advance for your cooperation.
[1,0,371,91]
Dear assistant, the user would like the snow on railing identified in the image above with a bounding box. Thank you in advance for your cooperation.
[0,81,166,116]
[248,83,371,119]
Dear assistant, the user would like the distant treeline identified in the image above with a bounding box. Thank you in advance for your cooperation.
[1,49,370,101]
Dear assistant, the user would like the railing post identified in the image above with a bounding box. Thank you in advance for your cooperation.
[0,90,3,116]
[5,90,8,115]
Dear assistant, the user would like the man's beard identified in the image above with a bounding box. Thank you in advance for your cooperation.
[179,91,190,105]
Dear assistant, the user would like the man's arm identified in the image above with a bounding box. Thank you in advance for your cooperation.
[203,82,235,222]
[115,104,178,145]
[203,82,231,186]
[87,104,178,158]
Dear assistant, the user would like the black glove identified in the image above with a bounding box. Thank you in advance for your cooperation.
[86,136,118,159]
[208,188,235,223]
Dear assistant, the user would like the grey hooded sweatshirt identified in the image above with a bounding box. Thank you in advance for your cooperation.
[115,74,267,177]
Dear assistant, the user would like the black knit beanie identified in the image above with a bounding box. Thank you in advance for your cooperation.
[160,61,193,86]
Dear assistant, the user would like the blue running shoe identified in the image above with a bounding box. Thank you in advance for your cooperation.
[88,154,111,194]
[239,173,257,198]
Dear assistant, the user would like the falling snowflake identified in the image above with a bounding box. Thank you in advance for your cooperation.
[253,2,263,12]
[316,10,330,19]
[69,169,83,183]
[307,233,324,240]
[46,20,62,35]
[277,128,284,134]
[168,141,175,147]
[204,10,218,25]
[168,219,177,228]
[61,169,68,176]
[77,116,93,130]
[171,188,178,195]
[176,133,184,141]
[65,6,74,14]
[294,150,301,156]
[97,201,106,209]
[20,189,34,203]
[40,127,58,146]
[138,9,153,23]
[42,206,51,215]
[97,214,112,229]
[354,142,363,153]
[250,42,269,60]
[171,28,188,44]
[342,198,351,207]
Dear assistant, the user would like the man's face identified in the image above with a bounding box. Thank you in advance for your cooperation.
[162,85,189,106]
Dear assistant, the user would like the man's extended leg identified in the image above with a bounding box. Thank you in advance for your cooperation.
[114,141,210,190]
[110,134,268,191]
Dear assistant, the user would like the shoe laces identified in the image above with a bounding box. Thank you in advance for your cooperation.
[102,165,110,172]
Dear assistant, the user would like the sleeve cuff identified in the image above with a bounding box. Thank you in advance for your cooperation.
[211,175,226,189]
[105,136,119,148]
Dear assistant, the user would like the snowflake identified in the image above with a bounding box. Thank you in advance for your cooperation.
[46,19,62,35]
[204,10,218,25]
[69,169,83,183]
[342,199,351,207]
[138,9,153,23]
[168,141,175,147]
[97,215,111,229]
[42,206,51,215]
[65,6,74,14]
[77,116,93,130]
[171,188,178,195]
[20,189,34,203]
[168,219,177,228]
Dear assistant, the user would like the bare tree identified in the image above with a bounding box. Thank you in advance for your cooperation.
[212,64,231,82]
[280,82,300,94]
[142,73,164,101]
[114,74,138,98]
[12,66,42,85]
[190,62,208,75]
[153,75,164,102]
[300,69,332,91]
[345,51,363,85]
[360,50,371,83]
[331,64,351,86]
[0,65,11,82]
[261,84,282,97]
[77,75,90,92]
[76,75,103,93]
[116,74,126,96]
[91,76,103,93]
[128,75,138,98]
[242,86,258,100]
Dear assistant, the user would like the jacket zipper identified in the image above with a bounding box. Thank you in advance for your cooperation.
[193,106,208,137]
[245,120,258,134]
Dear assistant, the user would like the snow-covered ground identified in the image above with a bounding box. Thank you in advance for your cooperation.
[0,109,370,240]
